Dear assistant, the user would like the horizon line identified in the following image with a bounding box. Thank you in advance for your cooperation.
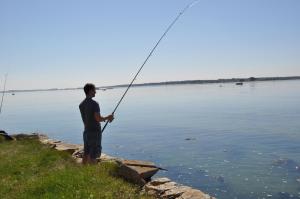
[2,75,300,93]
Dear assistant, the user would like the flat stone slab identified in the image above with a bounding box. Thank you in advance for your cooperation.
[99,153,119,161]
[40,138,61,145]
[118,164,147,185]
[38,134,62,149]
[145,181,177,193]
[120,159,167,171]
[72,148,118,162]
[75,158,83,164]
[117,159,160,186]
[178,189,214,199]
[121,160,156,167]
[148,177,171,186]
[72,149,84,159]
[127,165,159,180]
[161,186,191,198]
[38,134,82,155]
[144,178,216,199]
[12,133,39,140]
[54,143,82,154]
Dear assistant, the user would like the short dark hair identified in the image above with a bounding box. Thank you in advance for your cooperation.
[84,83,96,95]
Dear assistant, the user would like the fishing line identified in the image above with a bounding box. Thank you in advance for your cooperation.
[0,74,8,114]
[102,0,199,133]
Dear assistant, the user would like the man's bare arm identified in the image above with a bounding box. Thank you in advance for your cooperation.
[94,112,114,123]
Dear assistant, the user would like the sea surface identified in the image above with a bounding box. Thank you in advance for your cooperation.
[1,80,300,199]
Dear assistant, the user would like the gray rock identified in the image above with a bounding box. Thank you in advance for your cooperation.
[72,149,84,159]
[38,134,61,148]
[117,160,160,186]
[0,130,14,141]
[54,143,82,154]
[72,149,119,162]
[99,153,119,162]
[161,186,191,198]
[144,181,177,194]
[149,178,172,186]
[12,133,39,140]
[38,134,82,154]
[178,189,215,199]
[118,163,147,186]
[74,158,83,164]
[144,178,216,199]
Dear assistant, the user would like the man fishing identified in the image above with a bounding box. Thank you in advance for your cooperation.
[79,83,114,164]
[79,0,198,164]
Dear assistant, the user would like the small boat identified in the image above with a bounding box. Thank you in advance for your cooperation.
[236,82,243,85]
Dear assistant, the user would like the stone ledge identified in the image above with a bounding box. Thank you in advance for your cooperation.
[116,160,160,186]
[144,178,216,199]
[38,134,216,198]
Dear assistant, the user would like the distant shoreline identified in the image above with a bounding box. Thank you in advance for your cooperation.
[3,76,300,93]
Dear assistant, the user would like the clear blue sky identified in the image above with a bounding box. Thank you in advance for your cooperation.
[0,0,299,90]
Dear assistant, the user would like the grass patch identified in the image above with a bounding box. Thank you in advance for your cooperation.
[0,136,5,143]
[0,138,154,199]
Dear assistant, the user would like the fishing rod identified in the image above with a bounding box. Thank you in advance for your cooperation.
[0,74,8,114]
[102,0,199,133]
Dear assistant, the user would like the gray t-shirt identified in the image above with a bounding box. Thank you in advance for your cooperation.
[79,97,101,131]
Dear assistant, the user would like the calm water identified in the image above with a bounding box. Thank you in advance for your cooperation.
[1,80,300,199]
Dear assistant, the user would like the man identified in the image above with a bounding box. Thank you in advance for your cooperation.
[79,83,114,164]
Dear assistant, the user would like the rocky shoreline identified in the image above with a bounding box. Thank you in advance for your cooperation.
[0,131,215,199]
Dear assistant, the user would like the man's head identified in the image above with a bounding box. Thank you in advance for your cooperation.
[84,83,96,98]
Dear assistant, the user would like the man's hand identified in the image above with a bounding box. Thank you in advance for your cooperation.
[106,114,114,123]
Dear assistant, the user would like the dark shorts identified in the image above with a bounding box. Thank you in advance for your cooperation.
[83,130,102,159]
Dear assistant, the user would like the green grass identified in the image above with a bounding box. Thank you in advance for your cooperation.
[0,135,5,143]
[0,138,154,199]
